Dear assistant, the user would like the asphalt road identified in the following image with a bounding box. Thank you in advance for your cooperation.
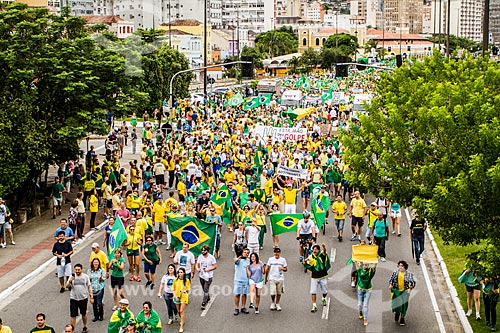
[0,141,443,333]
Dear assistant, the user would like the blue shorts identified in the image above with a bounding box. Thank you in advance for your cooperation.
[301,189,310,199]
[233,280,249,295]
[144,260,159,274]
[335,219,345,231]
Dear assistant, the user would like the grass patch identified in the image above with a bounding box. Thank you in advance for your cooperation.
[433,232,491,332]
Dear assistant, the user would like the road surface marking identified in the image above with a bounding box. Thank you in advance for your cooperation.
[330,248,336,263]
[200,294,217,317]
[322,296,330,320]
[405,208,446,333]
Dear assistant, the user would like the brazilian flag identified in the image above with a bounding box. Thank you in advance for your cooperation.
[210,183,231,206]
[270,213,303,235]
[107,216,127,258]
[258,94,272,106]
[243,97,260,110]
[169,217,217,256]
[295,75,305,89]
[311,190,331,230]
[302,78,311,91]
[321,89,333,103]
[228,92,244,107]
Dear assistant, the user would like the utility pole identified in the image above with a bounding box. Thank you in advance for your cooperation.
[446,0,450,58]
[483,0,491,57]
[203,0,208,97]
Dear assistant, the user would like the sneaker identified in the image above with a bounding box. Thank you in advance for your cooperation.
[351,235,356,241]
[241,307,249,314]
[146,280,152,287]
[201,302,206,309]
[359,312,363,319]
[416,261,420,265]
[270,303,276,311]
[260,246,263,250]
[357,235,361,241]
[299,256,303,263]
[395,312,400,322]
[92,318,98,322]
[351,281,356,288]
[466,309,472,317]
[491,326,497,332]
[397,233,401,237]
[234,309,239,316]
[391,231,395,234]
[150,283,155,290]
[400,317,405,326]
[82,327,88,333]
[276,304,282,311]
[249,303,254,309]
[311,305,318,313]
[487,321,491,327]
[255,308,260,314]
[167,319,173,325]
[380,257,387,262]
[339,236,343,242]
[322,298,327,306]
[11,241,15,245]
[60,287,65,293]
[175,314,180,322]
[0,244,5,249]
[476,314,482,321]
[136,276,142,282]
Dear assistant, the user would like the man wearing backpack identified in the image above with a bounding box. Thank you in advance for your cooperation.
[370,212,389,262]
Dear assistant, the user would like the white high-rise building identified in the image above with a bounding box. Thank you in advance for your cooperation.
[167,0,223,29]
[222,0,268,33]
[430,0,483,43]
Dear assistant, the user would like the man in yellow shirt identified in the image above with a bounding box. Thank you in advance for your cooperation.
[164,191,178,212]
[177,178,187,203]
[332,195,347,242]
[152,196,167,245]
[348,191,367,241]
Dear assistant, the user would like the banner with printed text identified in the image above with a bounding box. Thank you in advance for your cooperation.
[276,165,309,179]
[254,125,308,143]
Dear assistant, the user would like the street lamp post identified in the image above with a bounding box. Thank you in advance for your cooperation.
[203,0,208,97]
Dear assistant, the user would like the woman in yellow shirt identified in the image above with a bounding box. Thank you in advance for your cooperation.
[124,226,142,282]
[89,188,99,230]
[173,267,190,333]
[255,204,267,249]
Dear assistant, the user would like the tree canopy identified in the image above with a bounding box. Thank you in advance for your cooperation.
[323,33,359,57]
[0,4,190,198]
[255,28,298,58]
[341,52,500,275]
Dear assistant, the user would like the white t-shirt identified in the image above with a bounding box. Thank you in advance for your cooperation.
[246,226,260,244]
[160,274,175,294]
[266,256,287,281]
[174,250,196,274]
[297,219,314,235]
[197,253,217,281]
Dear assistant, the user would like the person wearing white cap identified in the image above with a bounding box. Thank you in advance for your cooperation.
[365,203,379,244]
[89,242,109,271]
[275,181,306,214]
[108,298,135,333]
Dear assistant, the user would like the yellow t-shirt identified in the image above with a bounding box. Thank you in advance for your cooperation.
[367,209,379,228]
[177,182,186,196]
[89,195,99,213]
[136,218,149,233]
[224,171,236,184]
[152,202,166,223]
[351,198,366,217]
[164,197,178,212]
[255,213,266,226]
[126,233,140,250]
[264,179,274,197]
[398,271,405,291]
[89,250,109,269]
[283,188,297,204]
[332,201,347,219]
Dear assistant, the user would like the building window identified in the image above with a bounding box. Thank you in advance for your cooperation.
[302,37,307,46]
[315,38,319,46]
[322,37,326,44]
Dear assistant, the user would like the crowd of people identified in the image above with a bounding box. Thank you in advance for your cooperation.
[22,70,433,332]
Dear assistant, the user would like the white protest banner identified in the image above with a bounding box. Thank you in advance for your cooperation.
[276,165,309,179]
[331,92,345,103]
[254,125,308,143]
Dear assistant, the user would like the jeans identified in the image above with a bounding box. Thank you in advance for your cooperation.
[413,233,425,262]
[89,212,97,229]
[92,288,104,320]
[163,292,178,320]
[374,236,386,258]
[357,289,372,320]
[200,277,213,304]
[484,293,498,326]
[77,213,85,239]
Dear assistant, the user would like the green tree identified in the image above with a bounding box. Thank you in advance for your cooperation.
[240,46,263,69]
[300,48,320,70]
[428,34,481,54]
[323,33,359,56]
[135,28,165,43]
[320,47,343,69]
[364,39,378,54]
[255,30,298,58]
[340,52,500,275]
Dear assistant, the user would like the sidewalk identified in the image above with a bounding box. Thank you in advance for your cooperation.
[0,191,102,293]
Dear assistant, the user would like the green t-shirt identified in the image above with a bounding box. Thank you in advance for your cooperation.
[30,326,56,333]
[357,268,375,290]
[52,183,65,199]
[111,257,125,278]
[143,243,160,262]
[239,192,249,208]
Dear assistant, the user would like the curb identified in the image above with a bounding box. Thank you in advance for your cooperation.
[423,214,473,333]
[0,218,109,302]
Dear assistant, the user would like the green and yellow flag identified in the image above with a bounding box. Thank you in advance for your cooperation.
[283,107,315,120]
[258,93,272,106]
[311,190,331,230]
[243,97,260,110]
[168,216,217,256]
[210,183,231,206]
[228,92,244,107]
[270,213,303,235]
[107,216,127,258]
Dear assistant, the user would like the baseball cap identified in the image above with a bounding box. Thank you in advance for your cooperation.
[119,298,129,305]
[202,190,208,195]
[370,202,377,206]
[273,247,281,253]
[286,183,292,187]
[157,195,163,199]
[91,242,100,248]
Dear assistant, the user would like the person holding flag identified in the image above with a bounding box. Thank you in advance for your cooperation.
[303,243,330,313]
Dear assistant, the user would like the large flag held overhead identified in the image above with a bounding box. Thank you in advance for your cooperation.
[107,216,127,258]
[270,213,303,235]
[321,90,333,103]
[282,107,315,120]
[243,97,260,110]
[228,92,244,107]
[311,189,331,230]
[210,183,231,206]
[168,216,217,256]
[352,244,379,264]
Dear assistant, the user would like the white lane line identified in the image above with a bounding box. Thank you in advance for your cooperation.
[404,208,446,333]
[330,248,336,263]
[200,294,217,317]
[322,296,331,320]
